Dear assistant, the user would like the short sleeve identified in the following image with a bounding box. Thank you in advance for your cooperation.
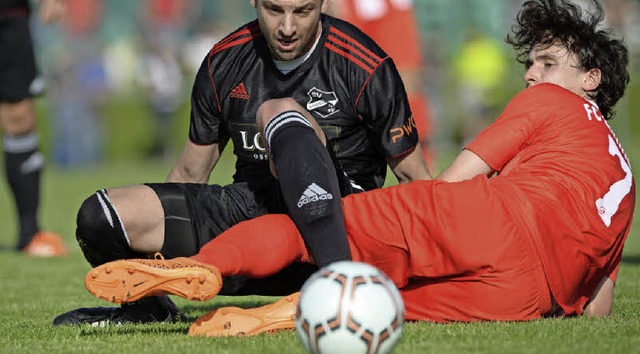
[465,85,548,171]
[188,56,223,145]
[355,58,418,158]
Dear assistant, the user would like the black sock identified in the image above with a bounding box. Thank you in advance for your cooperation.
[3,133,43,249]
[265,111,351,266]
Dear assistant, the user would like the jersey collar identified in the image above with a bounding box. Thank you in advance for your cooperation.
[272,27,323,75]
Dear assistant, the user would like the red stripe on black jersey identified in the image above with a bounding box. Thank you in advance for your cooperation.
[325,27,385,73]
[206,51,222,112]
[325,42,374,74]
[210,28,262,56]
[207,23,261,112]
[210,22,261,54]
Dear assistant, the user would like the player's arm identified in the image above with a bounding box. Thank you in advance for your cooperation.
[387,146,432,183]
[584,276,615,317]
[172,53,225,183]
[167,141,222,183]
[357,59,430,183]
[437,149,494,182]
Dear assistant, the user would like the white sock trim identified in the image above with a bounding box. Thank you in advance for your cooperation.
[3,132,39,153]
[96,190,131,246]
[264,111,312,149]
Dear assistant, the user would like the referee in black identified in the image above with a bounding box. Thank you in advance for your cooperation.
[0,0,67,256]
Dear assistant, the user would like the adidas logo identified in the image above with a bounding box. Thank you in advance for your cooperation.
[230,83,250,100]
[297,183,333,208]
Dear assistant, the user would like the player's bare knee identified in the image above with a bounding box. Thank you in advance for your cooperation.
[0,100,37,135]
[75,190,132,266]
[256,98,326,146]
[256,98,302,131]
[76,187,161,266]
[106,185,165,252]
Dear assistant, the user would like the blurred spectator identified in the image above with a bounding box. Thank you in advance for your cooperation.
[134,0,193,159]
[601,0,640,67]
[453,29,507,146]
[181,20,228,77]
[329,0,437,172]
[49,0,106,167]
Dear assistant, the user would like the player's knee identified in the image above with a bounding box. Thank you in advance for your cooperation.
[76,192,106,242]
[256,97,303,130]
[0,100,37,135]
[76,190,135,266]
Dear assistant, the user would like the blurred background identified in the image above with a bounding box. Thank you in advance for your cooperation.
[0,0,638,254]
[27,0,640,172]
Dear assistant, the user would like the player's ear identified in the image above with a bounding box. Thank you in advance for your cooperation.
[320,0,328,13]
[583,68,601,92]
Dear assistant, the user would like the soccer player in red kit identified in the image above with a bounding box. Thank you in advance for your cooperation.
[84,0,634,336]
[329,0,436,168]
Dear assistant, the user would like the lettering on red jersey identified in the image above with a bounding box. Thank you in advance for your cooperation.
[583,103,604,122]
[583,102,634,226]
[595,134,633,227]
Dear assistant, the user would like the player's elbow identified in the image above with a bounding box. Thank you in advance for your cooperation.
[583,276,615,317]
[584,301,612,317]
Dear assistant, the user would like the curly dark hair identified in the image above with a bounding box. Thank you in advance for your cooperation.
[506,0,629,120]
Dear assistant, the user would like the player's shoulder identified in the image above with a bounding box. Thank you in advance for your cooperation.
[322,14,389,74]
[512,83,586,111]
[518,83,583,102]
[207,20,263,63]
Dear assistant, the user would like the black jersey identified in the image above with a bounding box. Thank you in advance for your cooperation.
[189,14,418,192]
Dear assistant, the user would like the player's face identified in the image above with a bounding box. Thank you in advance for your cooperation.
[523,42,599,98]
[252,0,326,61]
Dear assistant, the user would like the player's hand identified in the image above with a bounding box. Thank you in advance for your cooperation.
[37,0,66,24]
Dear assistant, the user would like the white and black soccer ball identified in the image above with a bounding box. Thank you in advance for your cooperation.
[295,261,405,354]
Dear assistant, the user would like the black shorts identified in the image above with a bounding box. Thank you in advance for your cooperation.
[146,182,282,257]
[0,15,38,102]
[146,176,362,296]
[146,182,317,295]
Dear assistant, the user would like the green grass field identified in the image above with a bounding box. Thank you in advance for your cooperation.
[1,144,639,354]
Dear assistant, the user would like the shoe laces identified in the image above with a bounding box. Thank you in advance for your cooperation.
[129,252,214,271]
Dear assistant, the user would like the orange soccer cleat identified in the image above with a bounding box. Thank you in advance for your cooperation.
[85,254,222,304]
[23,231,69,257]
[188,292,300,337]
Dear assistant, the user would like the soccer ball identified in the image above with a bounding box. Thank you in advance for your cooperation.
[295,261,405,354]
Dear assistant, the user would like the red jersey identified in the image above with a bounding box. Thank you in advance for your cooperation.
[335,0,422,68]
[467,83,635,315]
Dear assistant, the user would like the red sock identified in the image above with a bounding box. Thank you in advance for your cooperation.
[191,214,310,277]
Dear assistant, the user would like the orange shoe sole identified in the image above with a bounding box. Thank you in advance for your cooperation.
[85,258,222,304]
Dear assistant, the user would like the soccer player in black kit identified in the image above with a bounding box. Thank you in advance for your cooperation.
[54,0,430,326]
[1,0,67,256]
